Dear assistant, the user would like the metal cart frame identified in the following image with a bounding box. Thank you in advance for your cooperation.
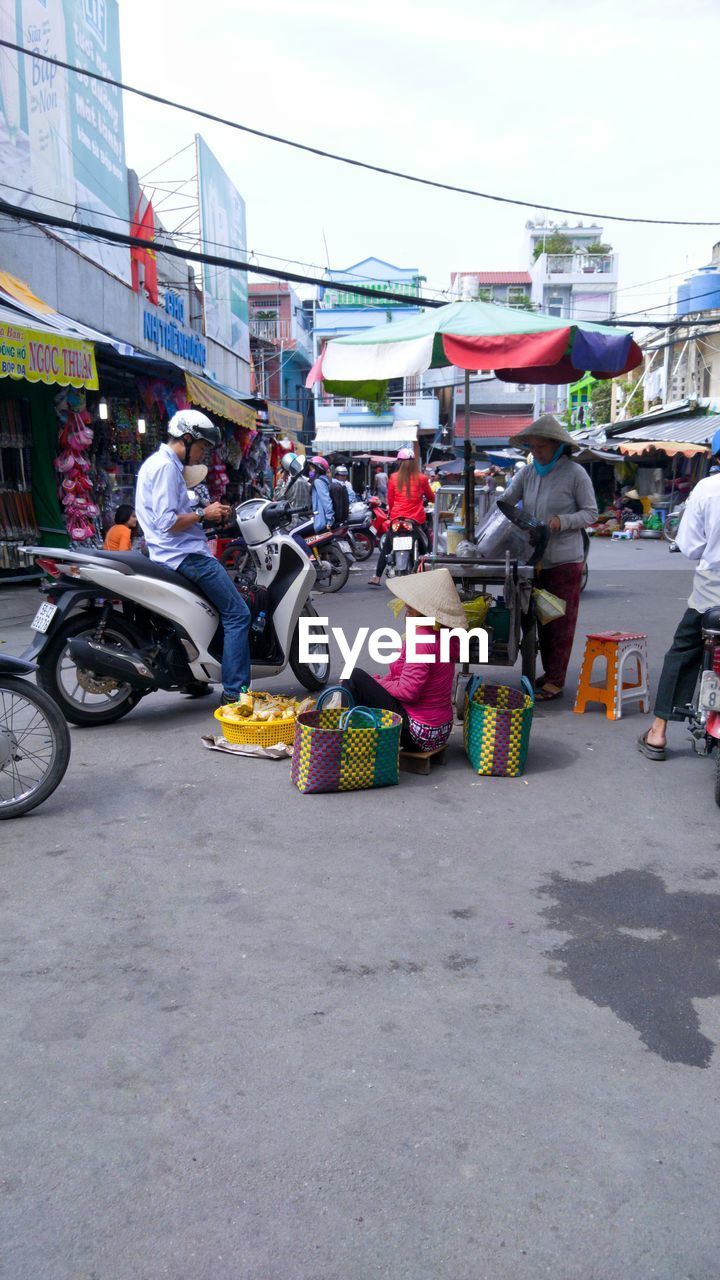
[422,549,538,687]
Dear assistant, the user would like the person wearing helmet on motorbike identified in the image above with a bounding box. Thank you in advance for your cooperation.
[135,409,251,702]
[308,455,335,533]
[334,464,357,502]
[281,452,311,512]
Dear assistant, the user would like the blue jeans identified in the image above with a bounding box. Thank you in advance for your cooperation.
[178,552,251,696]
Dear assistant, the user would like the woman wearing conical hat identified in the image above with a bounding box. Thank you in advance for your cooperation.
[341,568,466,752]
[503,414,598,701]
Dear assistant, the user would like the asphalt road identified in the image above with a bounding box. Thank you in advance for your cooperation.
[2,542,720,1280]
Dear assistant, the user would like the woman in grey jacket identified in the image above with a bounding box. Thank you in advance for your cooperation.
[503,415,598,701]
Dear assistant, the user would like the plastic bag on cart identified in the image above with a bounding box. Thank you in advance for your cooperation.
[474,506,531,562]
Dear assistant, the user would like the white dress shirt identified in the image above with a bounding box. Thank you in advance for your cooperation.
[675,473,720,610]
[135,443,210,570]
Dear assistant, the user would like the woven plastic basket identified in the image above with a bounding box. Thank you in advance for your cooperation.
[464,676,535,777]
[214,707,297,746]
[292,686,402,794]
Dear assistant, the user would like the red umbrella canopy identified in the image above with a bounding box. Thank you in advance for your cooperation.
[307,299,642,398]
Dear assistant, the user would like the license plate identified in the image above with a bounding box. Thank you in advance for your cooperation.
[393,537,413,550]
[339,540,352,554]
[700,670,720,711]
[30,602,58,633]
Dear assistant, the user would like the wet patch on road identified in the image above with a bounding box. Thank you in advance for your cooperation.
[538,869,720,1068]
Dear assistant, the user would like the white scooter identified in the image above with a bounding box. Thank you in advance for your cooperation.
[22,499,330,726]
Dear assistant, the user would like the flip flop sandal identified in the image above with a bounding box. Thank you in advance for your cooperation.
[535,684,563,702]
[637,732,666,761]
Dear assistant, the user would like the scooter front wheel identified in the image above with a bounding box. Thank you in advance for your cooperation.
[289,602,331,691]
[315,545,350,593]
[349,530,375,562]
[0,676,71,818]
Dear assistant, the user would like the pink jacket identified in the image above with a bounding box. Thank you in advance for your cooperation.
[376,628,460,726]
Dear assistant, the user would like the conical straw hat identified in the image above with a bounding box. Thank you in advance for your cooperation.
[514,413,578,450]
[387,568,467,630]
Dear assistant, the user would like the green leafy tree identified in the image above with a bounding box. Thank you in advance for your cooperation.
[590,379,612,425]
[620,377,643,418]
[532,232,574,261]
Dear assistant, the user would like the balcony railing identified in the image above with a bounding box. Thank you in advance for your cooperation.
[249,318,292,342]
[544,253,615,276]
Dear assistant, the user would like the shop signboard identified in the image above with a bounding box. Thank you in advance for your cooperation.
[142,289,207,369]
[195,134,249,362]
[0,0,130,283]
[0,318,98,388]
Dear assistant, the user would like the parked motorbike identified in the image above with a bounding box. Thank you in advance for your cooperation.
[0,655,71,818]
[22,499,330,726]
[290,516,352,592]
[346,499,376,562]
[385,518,428,577]
[684,606,720,806]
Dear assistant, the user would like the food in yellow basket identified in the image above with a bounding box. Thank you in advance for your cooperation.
[234,691,254,717]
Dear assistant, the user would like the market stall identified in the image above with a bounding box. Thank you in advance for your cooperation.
[0,310,99,575]
[308,298,642,679]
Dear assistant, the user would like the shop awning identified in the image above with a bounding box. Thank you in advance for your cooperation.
[267,403,304,442]
[185,373,257,430]
[617,440,710,459]
[0,275,136,357]
[0,306,98,389]
[313,422,419,453]
[613,411,720,448]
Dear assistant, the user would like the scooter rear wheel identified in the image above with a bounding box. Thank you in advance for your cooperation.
[714,749,720,809]
[36,613,146,726]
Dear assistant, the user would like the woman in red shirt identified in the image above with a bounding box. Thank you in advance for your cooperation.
[369,449,435,585]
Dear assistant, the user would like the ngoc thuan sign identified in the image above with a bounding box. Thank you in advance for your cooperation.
[0,321,98,389]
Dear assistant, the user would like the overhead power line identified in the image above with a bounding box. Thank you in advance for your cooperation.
[1,38,718,228]
[3,196,720,330]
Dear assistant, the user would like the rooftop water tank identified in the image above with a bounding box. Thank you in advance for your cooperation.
[676,264,720,316]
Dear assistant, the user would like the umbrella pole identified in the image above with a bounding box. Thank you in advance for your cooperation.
[463,369,474,542]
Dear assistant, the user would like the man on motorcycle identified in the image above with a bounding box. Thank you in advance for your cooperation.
[135,409,251,703]
[639,460,720,760]
[308,455,335,533]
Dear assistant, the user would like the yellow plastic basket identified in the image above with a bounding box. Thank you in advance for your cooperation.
[214,707,297,746]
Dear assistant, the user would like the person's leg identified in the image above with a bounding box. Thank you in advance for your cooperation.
[536,562,584,694]
[341,668,413,745]
[177,553,251,697]
[369,532,391,585]
[644,608,704,749]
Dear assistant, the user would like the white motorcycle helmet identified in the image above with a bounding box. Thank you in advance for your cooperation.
[168,409,221,462]
[280,451,305,480]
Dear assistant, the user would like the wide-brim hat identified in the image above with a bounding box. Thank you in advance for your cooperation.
[514,413,578,451]
[387,568,467,630]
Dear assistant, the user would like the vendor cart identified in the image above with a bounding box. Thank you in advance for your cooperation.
[422,548,538,692]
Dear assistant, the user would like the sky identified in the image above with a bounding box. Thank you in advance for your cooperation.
[117,0,720,323]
